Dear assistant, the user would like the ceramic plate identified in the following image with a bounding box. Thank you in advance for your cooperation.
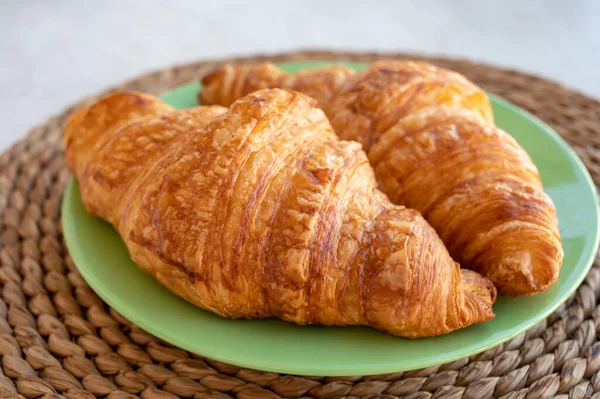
[62,61,600,376]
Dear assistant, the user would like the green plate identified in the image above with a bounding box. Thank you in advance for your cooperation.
[62,61,600,376]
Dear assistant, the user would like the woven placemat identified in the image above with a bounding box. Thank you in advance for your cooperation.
[1,50,600,399]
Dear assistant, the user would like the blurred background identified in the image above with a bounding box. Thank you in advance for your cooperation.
[2,0,599,151]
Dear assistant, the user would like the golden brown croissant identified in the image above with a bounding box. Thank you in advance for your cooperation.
[64,88,495,337]
[199,61,563,296]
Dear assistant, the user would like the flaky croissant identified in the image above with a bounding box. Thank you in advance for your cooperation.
[64,88,495,337]
[199,61,563,296]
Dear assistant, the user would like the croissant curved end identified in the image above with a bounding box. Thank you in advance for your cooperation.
[199,63,283,107]
[491,246,564,297]
[461,269,497,308]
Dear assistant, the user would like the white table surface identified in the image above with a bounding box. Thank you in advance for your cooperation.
[2,0,599,152]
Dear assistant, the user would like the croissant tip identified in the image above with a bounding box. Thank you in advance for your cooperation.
[461,269,497,306]
[498,272,560,297]
[491,247,564,297]
[201,66,226,86]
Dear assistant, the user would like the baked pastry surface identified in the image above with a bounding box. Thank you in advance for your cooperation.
[64,89,496,337]
[200,61,563,296]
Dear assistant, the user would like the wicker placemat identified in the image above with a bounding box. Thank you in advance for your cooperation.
[1,50,600,399]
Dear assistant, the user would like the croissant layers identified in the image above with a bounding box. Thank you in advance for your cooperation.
[200,61,564,296]
[64,89,496,337]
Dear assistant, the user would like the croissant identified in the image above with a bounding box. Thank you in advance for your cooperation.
[199,61,563,296]
[64,88,495,338]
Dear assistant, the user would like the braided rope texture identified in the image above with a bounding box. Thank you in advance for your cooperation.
[1,50,600,399]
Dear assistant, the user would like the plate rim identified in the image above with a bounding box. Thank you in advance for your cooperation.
[61,61,600,375]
